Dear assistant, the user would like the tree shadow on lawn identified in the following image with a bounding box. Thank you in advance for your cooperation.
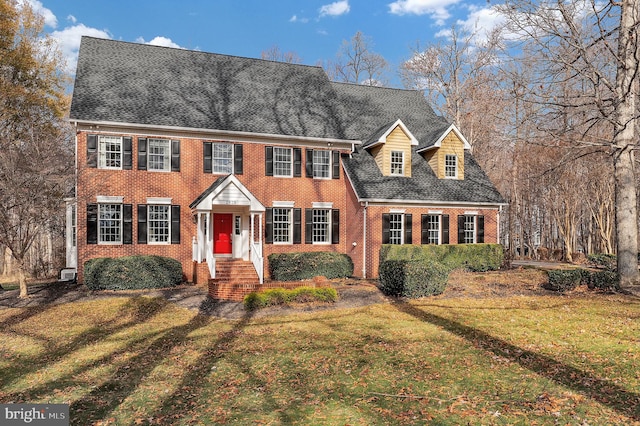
[0,297,170,394]
[391,299,640,421]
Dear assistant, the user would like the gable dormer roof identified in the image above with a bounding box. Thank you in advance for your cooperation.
[417,124,472,153]
[363,119,419,149]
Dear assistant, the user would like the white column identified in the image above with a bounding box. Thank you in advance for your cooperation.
[197,213,204,262]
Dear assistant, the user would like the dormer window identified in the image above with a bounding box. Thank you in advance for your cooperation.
[390,151,404,176]
[445,154,458,178]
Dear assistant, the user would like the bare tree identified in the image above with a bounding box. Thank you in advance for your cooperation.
[498,0,640,288]
[261,45,303,64]
[324,31,389,86]
[0,0,73,297]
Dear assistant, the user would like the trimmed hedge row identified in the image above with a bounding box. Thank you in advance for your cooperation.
[84,255,183,290]
[380,244,504,272]
[244,286,338,310]
[544,268,620,293]
[378,244,504,298]
[268,252,353,281]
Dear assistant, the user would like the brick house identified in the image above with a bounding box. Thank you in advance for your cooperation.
[66,37,505,298]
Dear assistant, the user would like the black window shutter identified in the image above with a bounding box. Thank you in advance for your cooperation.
[123,137,133,170]
[138,138,147,170]
[203,142,212,173]
[421,215,429,244]
[87,203,98,244]
[137,204,147,244]
[234,144,243,175]
[87,134,97,168]
[442,214,450,244]
[293,208,301,244]
[293,148,302,177]
[477,215,485,243]
[332,151,340,179]
[305,149,313,177]
[305,209,313,244]
[171,140,180,172]
[171,205,181,244]
[332,209,340,244]
[265,208,273,244]
[382,213,390,245]
[405,214,412,245]
[265,146,273,177]
[457,215,465,244]
[123,204,133,245]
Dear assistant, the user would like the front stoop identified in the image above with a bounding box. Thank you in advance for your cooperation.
[208,259,261,302]
[208,260,333,302]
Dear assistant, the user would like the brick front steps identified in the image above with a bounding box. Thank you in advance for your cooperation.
[208,260,331,302]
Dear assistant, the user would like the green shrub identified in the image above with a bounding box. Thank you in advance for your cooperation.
[268,252,353,281]
[587,270,620,292]
[380,244,503,273]
[544,269,582,292]
[244,286,338,310]
[84,255,183,290]
[587,253,616,271]
[378,260,450,298]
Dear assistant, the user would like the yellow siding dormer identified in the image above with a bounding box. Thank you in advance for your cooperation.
[420,124,471,180]
[368,119,417,177]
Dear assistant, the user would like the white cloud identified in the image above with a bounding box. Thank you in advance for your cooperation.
[50,24,111,74]
[20,0,57,28]
[456,6,506,42]
[67,15,77,24]
[135,36,184,49]
[388,0,460,25]
[319,1,350,18]
[289,14,309,23]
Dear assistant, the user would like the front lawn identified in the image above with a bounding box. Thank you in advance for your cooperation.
[0,273,639,424]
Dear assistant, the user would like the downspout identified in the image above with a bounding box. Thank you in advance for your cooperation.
[362,201,368,278]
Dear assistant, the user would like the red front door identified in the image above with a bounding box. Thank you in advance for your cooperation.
[213,214,233,254]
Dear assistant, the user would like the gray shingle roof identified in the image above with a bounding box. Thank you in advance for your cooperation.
[70,37,348,140]
[342,147,506,204]
[71,37,504,206]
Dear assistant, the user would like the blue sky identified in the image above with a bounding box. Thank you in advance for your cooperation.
[30,0,503,87]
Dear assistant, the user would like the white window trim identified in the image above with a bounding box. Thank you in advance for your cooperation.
[98,203,123,245]
[463,215,477,244]
[273,146,293,178]
[445,154,458,179]
[212,142,234,175]
[313,150,332,180]
[272,207,293,245]
[148,204,171,245]
[427,214,441,245]
[98,135,123,170]
[389,213,404,245]
[312,208,332,245]
[97,195,124,203]
[147,138,172,172]
[273,201,295,208]
[390,150,405,176]
[312,202,333,209]
[147,197,172,205]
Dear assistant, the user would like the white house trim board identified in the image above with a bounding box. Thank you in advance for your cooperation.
[370,119,419,148]
[191,175,265,213]
[417,124,472,153]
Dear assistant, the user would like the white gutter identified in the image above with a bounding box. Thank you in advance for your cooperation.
[359,199,507,208]
[363,201,368,279]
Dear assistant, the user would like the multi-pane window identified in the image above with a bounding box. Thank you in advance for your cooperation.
[148,205,170,244]
[99,204,122,243]
[428,215,440,244]
[71,204,77,248]
[274,147,292,177]
[273,208,292,243]
[463,215,475,243]
[148,138,171,171]
[312,209,330,243]
[98,136,122,169]
[390,151,404,175]
[389,213,404,245]
[313,150,331,178]
[213,143,233,174]
[445,154,457,178]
